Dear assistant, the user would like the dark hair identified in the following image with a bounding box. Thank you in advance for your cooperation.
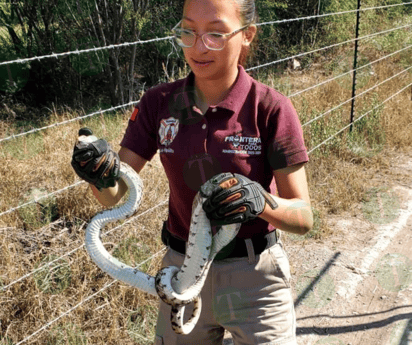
[235,0,258,67]
[235,0,258,26]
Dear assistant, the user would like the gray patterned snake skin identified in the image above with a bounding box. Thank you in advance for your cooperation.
[82,139,241,334]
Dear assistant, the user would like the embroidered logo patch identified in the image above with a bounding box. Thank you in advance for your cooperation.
[223,133,262,155]
[159,117,179,146]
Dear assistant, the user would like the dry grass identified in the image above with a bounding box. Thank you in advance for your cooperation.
[0,113,171,344]
[0,43,411,345]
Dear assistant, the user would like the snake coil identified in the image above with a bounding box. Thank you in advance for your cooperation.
[84,157,241,334]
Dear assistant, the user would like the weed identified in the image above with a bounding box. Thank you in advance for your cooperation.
[33,255,72,295]
[127,305,158,344]
[47,323,88,345]
[17,188,58,230]
[112,237,153,273]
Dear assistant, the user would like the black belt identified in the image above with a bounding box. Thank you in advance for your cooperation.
[161,222,278,260]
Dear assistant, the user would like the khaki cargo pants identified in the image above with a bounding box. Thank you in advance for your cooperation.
[154,239,297,345]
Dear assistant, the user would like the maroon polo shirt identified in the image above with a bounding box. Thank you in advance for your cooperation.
[121,65,308,240]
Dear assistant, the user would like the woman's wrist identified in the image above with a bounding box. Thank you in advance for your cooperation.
[91,178,128,207]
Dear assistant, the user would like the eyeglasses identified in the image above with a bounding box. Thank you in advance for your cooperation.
[172,20,249,51]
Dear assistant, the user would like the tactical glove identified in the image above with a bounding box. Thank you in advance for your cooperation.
[71,128,120,191]
[200,172,278,225]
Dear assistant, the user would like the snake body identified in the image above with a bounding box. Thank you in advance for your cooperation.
[84,157,241,334]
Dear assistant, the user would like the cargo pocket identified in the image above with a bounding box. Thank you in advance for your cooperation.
[154,335,164,345]
[268,243,291,288]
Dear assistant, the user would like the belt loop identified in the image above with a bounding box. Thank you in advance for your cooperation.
[244,239,257,264]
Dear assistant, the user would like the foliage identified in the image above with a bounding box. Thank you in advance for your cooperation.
[0,0,410,117]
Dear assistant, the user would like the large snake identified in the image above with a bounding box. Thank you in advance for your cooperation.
[82,136,241,334]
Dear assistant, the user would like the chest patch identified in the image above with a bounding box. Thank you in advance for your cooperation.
[159,117,179,146]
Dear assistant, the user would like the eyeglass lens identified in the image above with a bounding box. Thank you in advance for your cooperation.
[175,30,224,50]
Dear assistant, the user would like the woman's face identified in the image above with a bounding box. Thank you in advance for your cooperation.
[182,0,254,82]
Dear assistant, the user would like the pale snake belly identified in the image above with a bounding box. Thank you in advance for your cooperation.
[84,161,241,334]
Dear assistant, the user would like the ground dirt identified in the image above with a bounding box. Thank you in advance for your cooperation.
[224,149,412,345]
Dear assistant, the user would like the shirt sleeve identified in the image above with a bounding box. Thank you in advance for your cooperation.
[267,98,309,170]
[120,89,158,161]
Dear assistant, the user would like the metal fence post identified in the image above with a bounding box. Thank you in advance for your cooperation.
[350,0,361,132]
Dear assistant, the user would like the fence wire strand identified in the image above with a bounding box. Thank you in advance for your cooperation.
[307,80,412,154]
[0,101,138,144]
[0,181,84,218]
[0,2,410,68]
[302,64,412,127]
[1,199,168,292]
[288,44,412,98]
[14,247,167,345]
[0,36,173,67]
[247,23,412,72]
[256,1,412,27]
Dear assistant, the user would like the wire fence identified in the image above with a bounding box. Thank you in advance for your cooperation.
[307,80,412,154]
[1,37,411,219]
[0,199,168,292]
[302,64,412,128]
[0,1,411,68]
[14,248,167,345]
[0,1,411,343]
[1,23,410,145]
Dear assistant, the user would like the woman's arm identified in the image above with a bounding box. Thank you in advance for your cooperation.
[91,147,148,207]
[258,163,313,235]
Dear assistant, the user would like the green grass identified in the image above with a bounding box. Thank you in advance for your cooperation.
[17,188,58,230]
[33,255,72,295]
[47,323,88,345]
[127,305,158,345]
[112,237,153,273]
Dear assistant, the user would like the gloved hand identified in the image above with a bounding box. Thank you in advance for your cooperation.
[200,172,278,226]
[71,128,120,191]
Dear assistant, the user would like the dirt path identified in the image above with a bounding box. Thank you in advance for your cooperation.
[224,150,412,345]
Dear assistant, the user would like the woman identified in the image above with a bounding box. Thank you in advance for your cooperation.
[72,0,313,344]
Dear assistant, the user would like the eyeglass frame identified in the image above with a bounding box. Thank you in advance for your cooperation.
[171,20,250,51]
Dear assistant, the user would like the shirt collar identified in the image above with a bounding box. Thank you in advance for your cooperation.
[181,65,252,114]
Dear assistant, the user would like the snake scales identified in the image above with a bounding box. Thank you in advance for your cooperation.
[83,150,241,334]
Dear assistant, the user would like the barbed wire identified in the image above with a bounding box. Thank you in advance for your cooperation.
[256,1,412,27]
[302,64,412,128]
[14,247,167,345]
[3,4,412,344]
[0,181,84,218]
[1,199,168,292]
[0,46,410,221]
[0,2,410,69]
[4,61,408,286]
[0,36,173,67]
[246,23,412,72]
[1,23,410,145]
[0,101,137,144]
[11,77,412,343]
[288,44,412,98]
[307,80,412,154]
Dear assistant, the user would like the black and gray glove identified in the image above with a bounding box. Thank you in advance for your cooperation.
[200,172,278,225]
[71,128,120,191]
